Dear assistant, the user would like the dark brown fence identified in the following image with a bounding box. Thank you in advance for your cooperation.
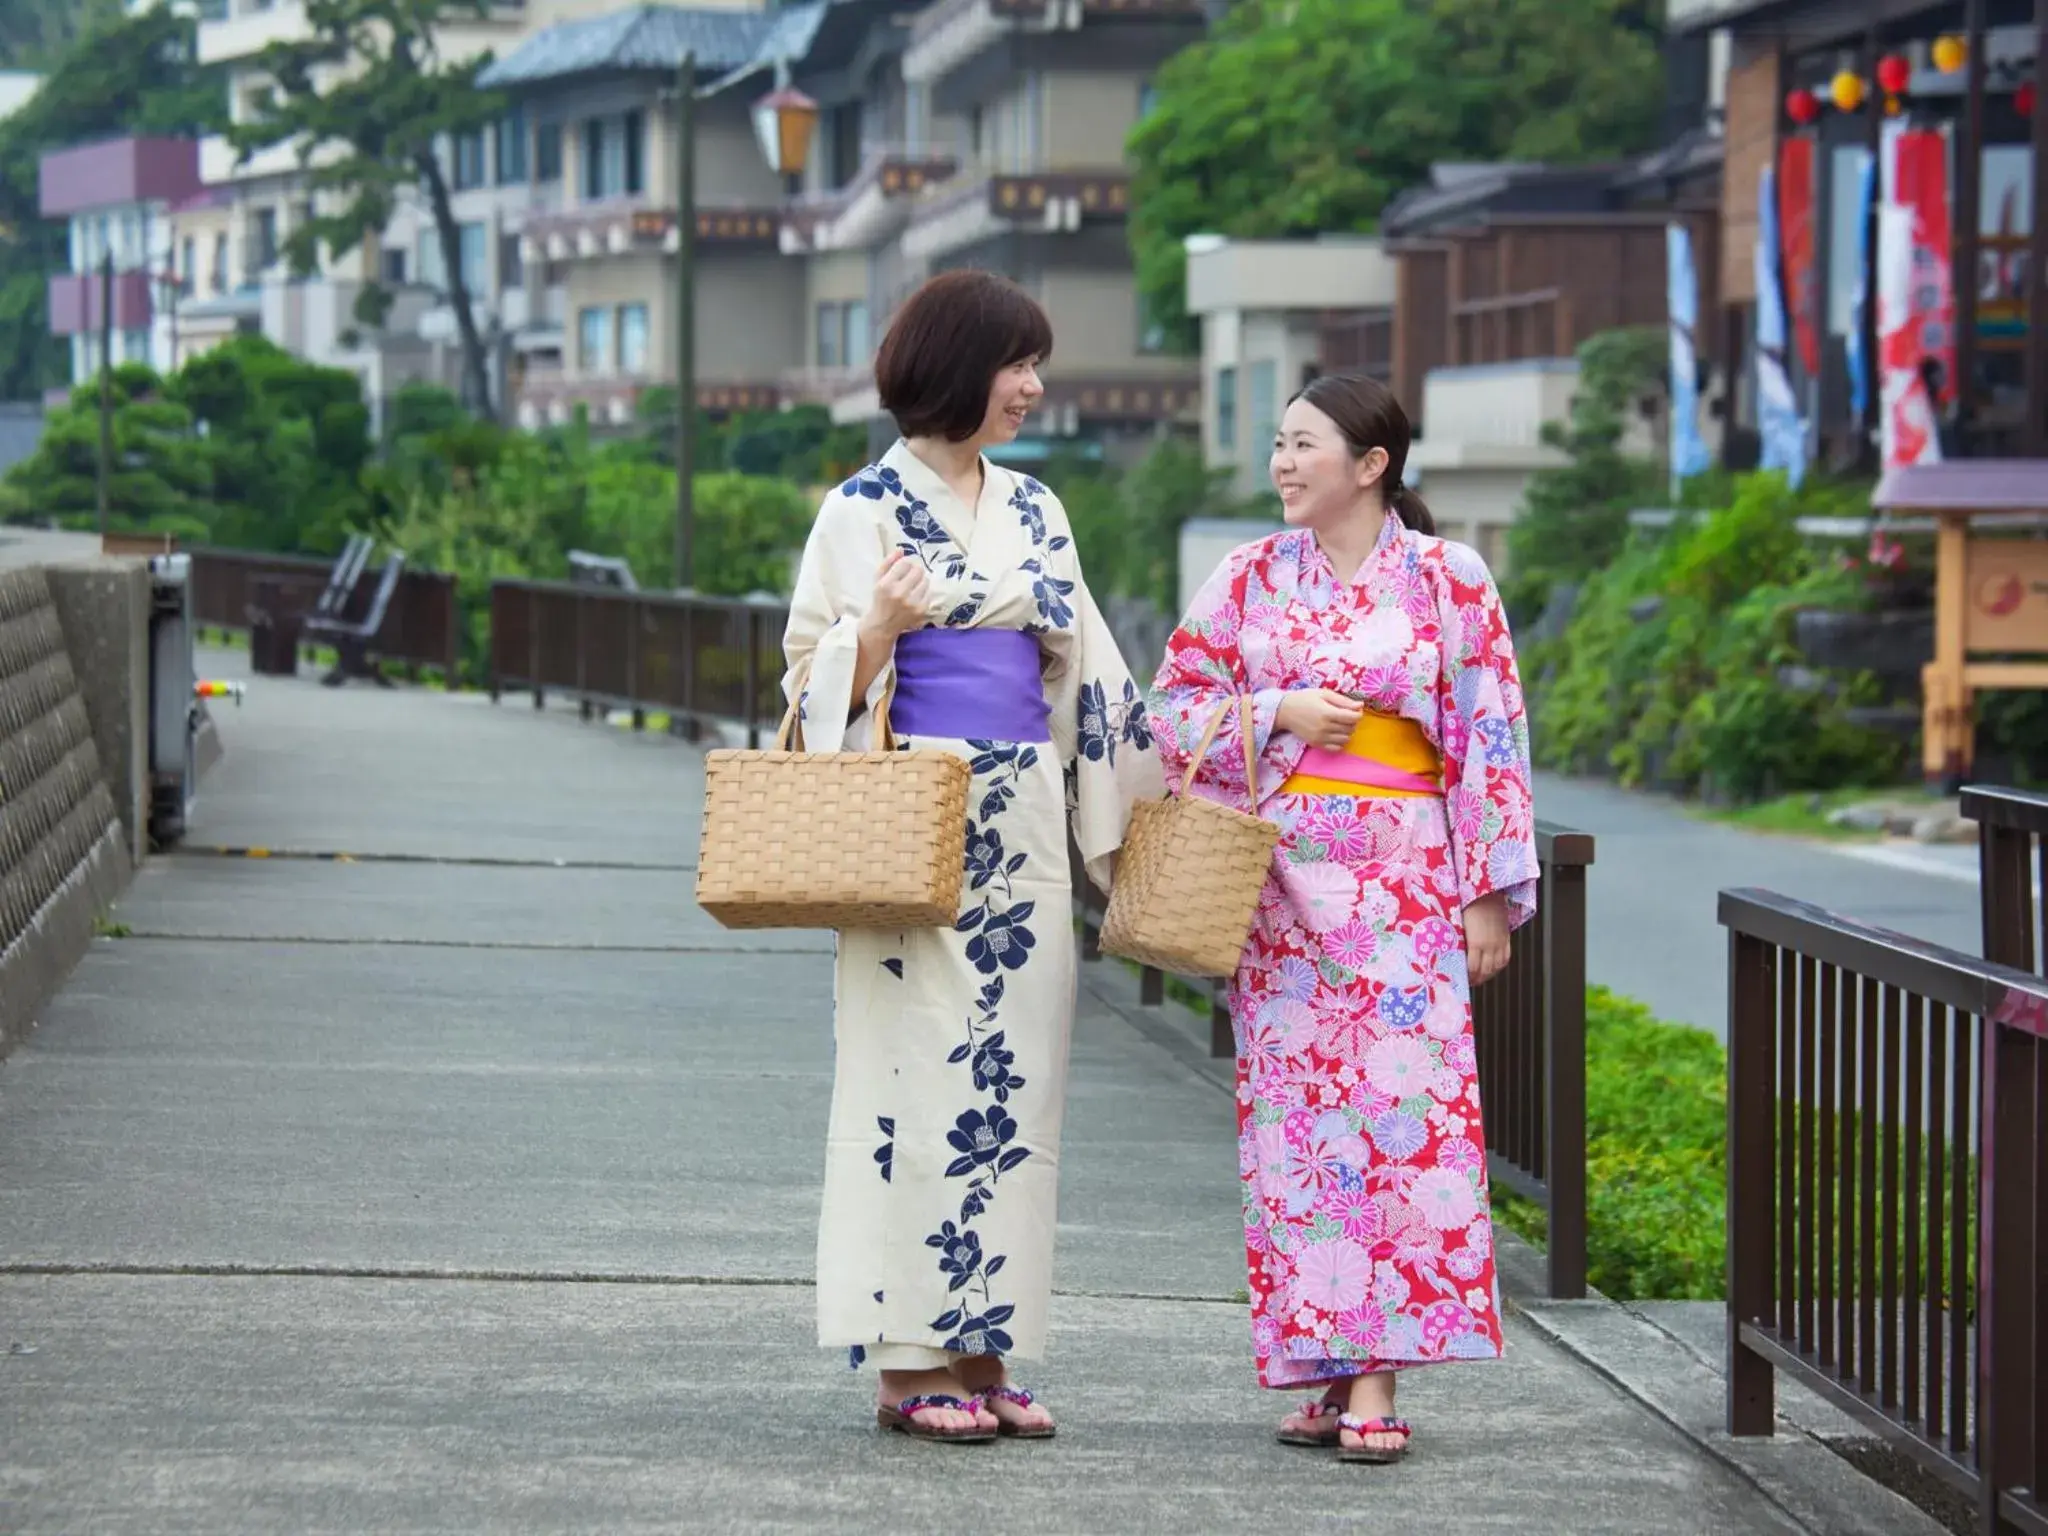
[1966,785,2048,975]
[187,546,461,679]
[487,580,789,740]
[1073,823,1595,1300]
[1722,887,2047,1536]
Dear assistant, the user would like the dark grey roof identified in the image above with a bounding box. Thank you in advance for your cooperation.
[1380,160,1625,239]
[479,4,791,88]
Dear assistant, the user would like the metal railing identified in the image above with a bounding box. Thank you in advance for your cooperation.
[187,546,461,679]
[487,579,788,738]
[1073,821,1595,1300]
[1965,785,2048,976]
[1722,887,2047,1535]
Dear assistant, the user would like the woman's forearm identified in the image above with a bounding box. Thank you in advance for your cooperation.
[847,617,895,717]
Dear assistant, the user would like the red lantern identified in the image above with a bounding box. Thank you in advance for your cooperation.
[1875,54,1911,96]
[1785,87,1821,125]
[2018,82,2037,118]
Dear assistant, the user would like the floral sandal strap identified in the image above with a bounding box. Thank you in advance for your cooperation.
[1297,1398,1343,1420]
[983,1383,1037,1411]
[896,1393,986,1420]
[1337,1414,1412,1439]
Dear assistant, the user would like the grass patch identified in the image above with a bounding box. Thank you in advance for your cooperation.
[1698,786,1942,842]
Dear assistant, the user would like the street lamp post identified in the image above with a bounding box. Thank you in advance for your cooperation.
[97,250,114,536]
[673,53,696,592]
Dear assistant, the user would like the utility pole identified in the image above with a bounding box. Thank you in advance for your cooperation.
[673,53,696,592]
[96,249,114,535]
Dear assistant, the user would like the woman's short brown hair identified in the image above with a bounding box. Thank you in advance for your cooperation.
[873,269,1053,442]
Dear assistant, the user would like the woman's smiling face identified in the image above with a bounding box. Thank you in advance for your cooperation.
[976,356,1045,447]
[1270,396,1387,527]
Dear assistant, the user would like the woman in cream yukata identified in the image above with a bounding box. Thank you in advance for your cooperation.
[1150,374,1538,1465]
[783,271,1160,1444]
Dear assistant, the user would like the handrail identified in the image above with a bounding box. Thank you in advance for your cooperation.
[1962,784,2048,977]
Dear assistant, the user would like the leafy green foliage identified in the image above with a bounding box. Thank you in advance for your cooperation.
[1502,327,1668,623]
[0,0,124,68]
[0,6,225,398]
[233,0,505,414]
[1127,0,1664,343]
[1527,472,1903,804]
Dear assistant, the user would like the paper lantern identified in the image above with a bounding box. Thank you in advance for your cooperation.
[1830,70,1867,112]
[1785,87,1821,125]
[2018,82,2037,118]
[1876,54,1911,95]
[1931,35,1966,74]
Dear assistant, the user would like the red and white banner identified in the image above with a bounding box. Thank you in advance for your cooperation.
[1877,124,1955,469]
[1776,136,1822,378]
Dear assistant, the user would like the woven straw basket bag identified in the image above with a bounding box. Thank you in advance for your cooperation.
[1101,696,1281,978]
[696,665,971,930]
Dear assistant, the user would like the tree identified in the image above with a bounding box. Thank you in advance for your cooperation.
[0,5,223,398]
[0,0,125,68]
[1127,0,1664,346]
[233,0,504,418]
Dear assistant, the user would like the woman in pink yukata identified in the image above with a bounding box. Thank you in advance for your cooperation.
[1148,373,1538,1465]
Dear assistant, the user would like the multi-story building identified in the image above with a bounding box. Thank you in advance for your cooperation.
[796,0,1207,457]
[38,136,206,397]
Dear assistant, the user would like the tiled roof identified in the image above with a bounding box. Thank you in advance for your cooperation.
[479,4,792,88]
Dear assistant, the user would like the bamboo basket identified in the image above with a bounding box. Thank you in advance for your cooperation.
[1101,696,1279,978]
[697,670,970,930]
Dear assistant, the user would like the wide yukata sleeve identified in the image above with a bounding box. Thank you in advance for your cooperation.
[1434,544,1539,931]
[1146,541,1307,815]
[782,486,896,754]
[1038,486,1163,894]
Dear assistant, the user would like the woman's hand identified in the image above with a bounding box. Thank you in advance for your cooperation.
[1465,892,1511,988]
[860,550,931,642]
[1274,688,1365,751]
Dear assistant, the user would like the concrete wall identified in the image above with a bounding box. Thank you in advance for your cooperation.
[43,559,151,866]
[0,565,137,1059]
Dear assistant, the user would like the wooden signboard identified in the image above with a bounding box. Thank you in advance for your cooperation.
[1963,536,2048,654]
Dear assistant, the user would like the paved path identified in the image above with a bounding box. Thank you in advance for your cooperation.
[1536,774,1982,1041]
[0,658,1934,1532]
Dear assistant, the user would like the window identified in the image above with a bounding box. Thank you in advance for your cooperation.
[382,247,408,285]
[498,229,524,289]
[253,207,279,272]
[1249,360,1278,462]
[622,110,645,196]
[815,301,844,369]
[577,305,608,371]
[1138,79,1158,119]
[457,222,488,296]
[122,328,149,363]
[582,118,606,198]
[1214,365,1238,455]
[844,300,870,366]
[496,107,528,185]
[418,229,446,292]
[453,129,487,191]
[536,120,562,183]
[617,303,649,374]
[211,232,229,294]
[180,236,196,297]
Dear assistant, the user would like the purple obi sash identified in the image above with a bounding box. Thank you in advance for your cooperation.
[891,628,1051,744]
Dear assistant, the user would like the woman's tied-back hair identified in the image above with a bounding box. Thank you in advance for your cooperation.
[873,270,1055,442]
[1290,373,1436,537]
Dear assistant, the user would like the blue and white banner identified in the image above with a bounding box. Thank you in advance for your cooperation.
[1754,164,1808,488]
[1665,222,1712,491]
[1844,148,1876,425]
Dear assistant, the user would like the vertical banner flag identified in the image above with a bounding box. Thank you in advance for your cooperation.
[1777,136,1823,378]
[1665,222,1712,489]
[1845,147,1876,425]
[1754,165,1808,487]
[1877,120,1954,467]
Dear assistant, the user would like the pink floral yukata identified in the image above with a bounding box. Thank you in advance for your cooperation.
[1148,515,1538,1390]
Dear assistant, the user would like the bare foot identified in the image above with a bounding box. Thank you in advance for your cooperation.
[951,1358,1054,1435]
[878,1367,997,1435]
[1338,1371,1407,1458]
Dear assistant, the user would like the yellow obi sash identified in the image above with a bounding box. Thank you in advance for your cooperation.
[1282,709,1444,799]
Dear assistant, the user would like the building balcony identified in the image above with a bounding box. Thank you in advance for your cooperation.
[39,137,203,220]
[901,169,1130,263]
[513,364,779,430]
[779,148,959,255]
[903,0,1203,89]
[48,270,155,335]
[780,365,875,408]
[200,132,345,186]
[516,202,780,266]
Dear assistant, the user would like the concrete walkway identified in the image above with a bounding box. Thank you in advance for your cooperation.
[0,659,1938,1533]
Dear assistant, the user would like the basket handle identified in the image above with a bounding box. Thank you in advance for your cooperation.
[775,646,899,753]
[1178,694,1259,806]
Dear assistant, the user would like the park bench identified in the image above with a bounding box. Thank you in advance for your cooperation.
[305,550,406,688]
[567,550,638,591]
[246,534,373,677]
